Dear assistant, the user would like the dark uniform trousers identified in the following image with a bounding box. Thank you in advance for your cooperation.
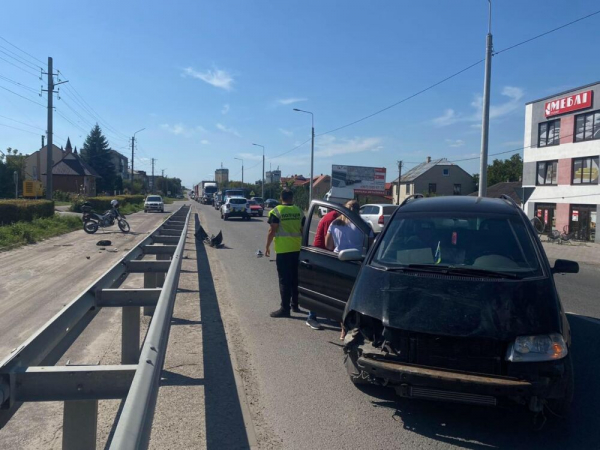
[275,251,300,311]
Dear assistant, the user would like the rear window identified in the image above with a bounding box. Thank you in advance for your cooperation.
[229,198,247,205]
[371,212,542,278]
[248,200,257,205]
[146,196,162,202]
[383,206,398,215]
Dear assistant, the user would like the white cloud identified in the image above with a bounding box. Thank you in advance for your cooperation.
[200,139,210,145]
[221,104,230,115]
[160,123,205,137]
[277,97,307,105]
[433,109,459,127]
[216,123,241,137]
[182,67,234,91]
[315,135,383,158]
[236,152,263,161]
[445,139,465,148]
[278,128,294,137]
[434,86,525,128]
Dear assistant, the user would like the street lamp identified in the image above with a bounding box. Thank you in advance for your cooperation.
[478,0,493,197]
[234,157,244,186]
[293,108,315,202]
[252,143,265,199]
[131,127,145,184]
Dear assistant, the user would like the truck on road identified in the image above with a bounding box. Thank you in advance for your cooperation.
[201,181,218,205]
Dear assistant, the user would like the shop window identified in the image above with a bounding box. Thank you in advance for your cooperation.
[453,184,461,195]
[538,119,561,147]
[575,110,600,142]
[572,157,599,184]
[536,160,558,185]
[428,183,437,194]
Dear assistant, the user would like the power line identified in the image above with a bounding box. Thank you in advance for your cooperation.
[0,121,42,136]
[54,109,87,135]
[0,47,43,71]
[315,8,600,138]
[0,55,40,77]
[0,74,39,93]
[0,113,43,131]
[0,36,46,65]
[0,85,45,107]
[494,9,600,56]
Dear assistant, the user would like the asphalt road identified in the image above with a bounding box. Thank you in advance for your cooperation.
[0,202,185,358]
[195,202,600,450]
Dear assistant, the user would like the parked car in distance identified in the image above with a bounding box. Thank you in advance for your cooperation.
[248,200,264,217]
[298,196,578,416]
[251,197,265,208]
[221,197,251,221]
[144,195,164,213]
[360,204,398,233]
[265,198,279,208]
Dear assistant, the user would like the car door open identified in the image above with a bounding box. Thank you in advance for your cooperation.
[298,200,372,321]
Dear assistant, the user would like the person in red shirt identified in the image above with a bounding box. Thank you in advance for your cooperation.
[313,210,339,249]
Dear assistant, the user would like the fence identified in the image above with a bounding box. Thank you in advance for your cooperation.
[0,205,191,449]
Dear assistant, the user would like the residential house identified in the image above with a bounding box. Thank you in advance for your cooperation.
[108,149,129,180]
[281,174,308,187]
[468,181,523,205]
[43,145,100,196]
[392,157,476,204]
[301,175,331,199]
[24,143,65,185]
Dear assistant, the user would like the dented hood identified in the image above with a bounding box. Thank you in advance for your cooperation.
[347,265,562,341]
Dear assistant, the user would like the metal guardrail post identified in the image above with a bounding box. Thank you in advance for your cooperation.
[63,399,98,450]
[122,306,140,364]
[143,271,157,317]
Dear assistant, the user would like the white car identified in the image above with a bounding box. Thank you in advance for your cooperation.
[359,204,398,233]
[221,197,251,221]
[144,195,164,213]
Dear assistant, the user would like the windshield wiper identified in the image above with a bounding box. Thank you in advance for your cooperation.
[383,264,519,279]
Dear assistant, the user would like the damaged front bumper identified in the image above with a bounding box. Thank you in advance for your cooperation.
[357,356,551,401]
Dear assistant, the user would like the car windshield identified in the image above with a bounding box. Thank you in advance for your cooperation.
[229,198,247,205]
[371,212,542,278]
[147,196,162,202]
[253,198,263,202]
[248,200,257,205]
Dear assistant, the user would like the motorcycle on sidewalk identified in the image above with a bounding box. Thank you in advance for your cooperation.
[82,199,131,234]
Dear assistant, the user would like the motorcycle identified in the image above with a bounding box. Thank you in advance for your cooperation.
[82,201,130,234]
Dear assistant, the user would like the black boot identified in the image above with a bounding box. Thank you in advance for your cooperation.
[270,308,290,318]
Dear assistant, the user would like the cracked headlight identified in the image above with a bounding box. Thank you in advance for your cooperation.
[506,333,568,362]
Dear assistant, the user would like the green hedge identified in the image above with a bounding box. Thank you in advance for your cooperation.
[0,200,55,225]
[71,195,145,212]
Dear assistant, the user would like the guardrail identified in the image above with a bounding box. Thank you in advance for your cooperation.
[0,205,191,449]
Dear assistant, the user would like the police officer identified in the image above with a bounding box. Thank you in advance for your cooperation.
[265,189,307,318]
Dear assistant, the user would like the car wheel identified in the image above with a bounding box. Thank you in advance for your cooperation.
[546,355,574,418]
[344,347,370,385]
[259,211,263,217]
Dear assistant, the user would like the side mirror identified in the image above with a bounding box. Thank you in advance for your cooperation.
[338,248,363,262]
[552,259,579,274]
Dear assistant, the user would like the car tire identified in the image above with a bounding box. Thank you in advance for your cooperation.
[259,211,263,217]
[144,210,147,213]
[546,355,574,418]
[344,347,370,385]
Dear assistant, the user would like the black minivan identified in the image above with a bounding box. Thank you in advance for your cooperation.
[298,196,578,414]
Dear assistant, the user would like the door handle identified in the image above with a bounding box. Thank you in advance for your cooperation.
[300,260,312,269]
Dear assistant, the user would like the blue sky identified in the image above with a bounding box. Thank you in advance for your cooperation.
[1,0,599,188]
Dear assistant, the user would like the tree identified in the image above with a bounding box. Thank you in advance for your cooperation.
[81,124,115,193]
[487,154,523,186]
[0,148,26,197]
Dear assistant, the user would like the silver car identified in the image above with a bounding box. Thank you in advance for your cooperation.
[144,195,165,213]
[359,204,398,233]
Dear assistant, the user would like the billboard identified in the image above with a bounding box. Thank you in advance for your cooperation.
[331,165,386,196]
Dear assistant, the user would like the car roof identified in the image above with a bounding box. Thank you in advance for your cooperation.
[362,204,397,208]
[399,196,519,215]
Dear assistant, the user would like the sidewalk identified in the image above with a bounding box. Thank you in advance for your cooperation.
[542,240,600,266]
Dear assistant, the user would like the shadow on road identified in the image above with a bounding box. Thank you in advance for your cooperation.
[195,214,251,450]
[356,313,600,449]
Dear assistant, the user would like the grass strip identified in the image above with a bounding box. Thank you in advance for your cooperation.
[0,214,82,250]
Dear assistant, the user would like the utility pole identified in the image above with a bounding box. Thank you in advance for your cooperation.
[478,0,493,197]
[252,144,265,199]
[396,161,403,205]
[161,169,165,194]
[130,128,145,192]
[151,158,155,193]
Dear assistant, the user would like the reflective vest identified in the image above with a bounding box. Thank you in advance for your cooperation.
[269,204,303,253]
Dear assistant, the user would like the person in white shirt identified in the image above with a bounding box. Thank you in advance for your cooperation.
[325,200,363,253]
